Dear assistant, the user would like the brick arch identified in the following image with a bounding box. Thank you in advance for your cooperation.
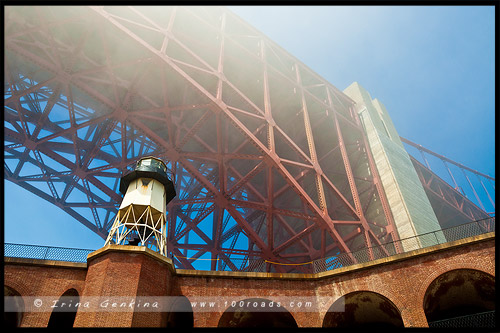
[191,296,301,328]
[416,262,494,311]
[217,297,299,328]
[55,284,84,298]
[58,287,80,297]
[4,273,85,299]
[321,289,404,327]
[47,287,81,328]
[164,295,194,328]
[5,285,25,327]
[320,288,405,328]
[319,286,405,321]
[4,278,31,298]
[5,285,22,297]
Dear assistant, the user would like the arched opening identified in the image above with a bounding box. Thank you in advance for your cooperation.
[163,295,194,328]
[424,269,495,328]
[323,291,404,328]
[47,288,79,328]
[218,298,298,327]
[4,286,24,327]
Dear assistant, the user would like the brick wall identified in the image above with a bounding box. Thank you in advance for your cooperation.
[3,260,87,327]
[72,245,174,327]
[4,234,494,328]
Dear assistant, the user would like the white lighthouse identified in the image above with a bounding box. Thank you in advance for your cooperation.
[104,156,176,256]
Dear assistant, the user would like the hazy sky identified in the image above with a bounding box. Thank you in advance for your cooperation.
[4,6,495,250]
[229,5,495,175]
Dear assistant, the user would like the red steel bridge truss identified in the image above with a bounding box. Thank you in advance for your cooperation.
[401,137,494,228]
[4,6,494,273]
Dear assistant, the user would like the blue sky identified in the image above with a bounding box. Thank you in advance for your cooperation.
[4,6,495,250]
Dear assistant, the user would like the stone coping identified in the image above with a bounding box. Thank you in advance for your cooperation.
[86,244,177,274]
[5,232,494,280]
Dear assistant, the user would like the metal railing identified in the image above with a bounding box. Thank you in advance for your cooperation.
[312,217,494,273]
[4,217,494,272]
[4,243,94,263]
[428,310,496,328]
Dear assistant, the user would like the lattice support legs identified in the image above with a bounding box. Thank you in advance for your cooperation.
[104,205,167,256]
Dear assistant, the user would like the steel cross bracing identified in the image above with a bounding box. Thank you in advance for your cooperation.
[401,137,494,211]
[6,6,402,273]
[410,157,490,225]
[400,137,494,229]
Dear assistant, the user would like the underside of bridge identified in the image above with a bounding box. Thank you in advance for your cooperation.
[5,6,403,273]
[4,6,494,273]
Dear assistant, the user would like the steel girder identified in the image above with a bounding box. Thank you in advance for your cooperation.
[4,6,399,272]
[401,136,495,217]
[410,157,490,228]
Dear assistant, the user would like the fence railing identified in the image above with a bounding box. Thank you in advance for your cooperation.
[4,243,94,263]
[428,310,496,328]
[4,217,494,272]
[311,217,494,273]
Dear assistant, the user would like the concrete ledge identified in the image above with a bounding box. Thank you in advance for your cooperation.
[176,268,317,280]
[86,244,176,273]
